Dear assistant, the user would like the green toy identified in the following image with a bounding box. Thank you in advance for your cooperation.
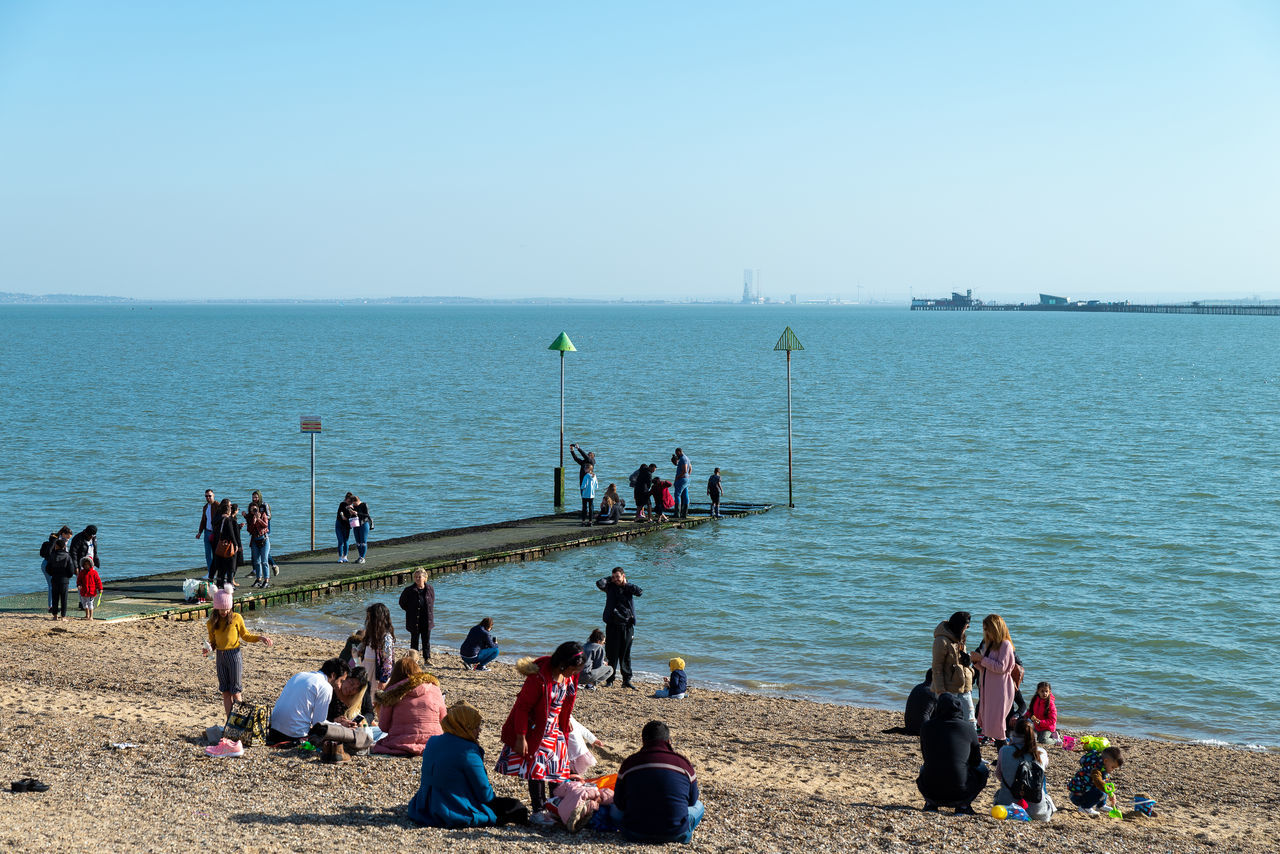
[1079,735,1110,753]
[1103,782,1123,819]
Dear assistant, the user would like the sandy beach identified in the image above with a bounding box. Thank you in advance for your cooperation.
[1,613,1275,853]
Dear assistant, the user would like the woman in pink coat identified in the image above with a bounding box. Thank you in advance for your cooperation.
[971,614,1017,745]
[372,655,446,756]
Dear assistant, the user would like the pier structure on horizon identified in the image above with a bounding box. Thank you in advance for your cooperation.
[910,290,1280,315]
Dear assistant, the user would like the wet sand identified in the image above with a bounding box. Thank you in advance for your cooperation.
[1,614,1274,853]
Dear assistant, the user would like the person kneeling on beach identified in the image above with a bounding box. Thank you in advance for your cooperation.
[916,692,989,815]
[266,658,345,746]
[609,720,704,844]
[579,628,610,689]
[460,617,499,670]
[408,701,529,828]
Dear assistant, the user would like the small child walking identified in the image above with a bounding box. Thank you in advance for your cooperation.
[653,657,688,698]
[1068,745,1124,816]
[203,588,273,717]
[76,557,103,621]
[1028,681,1059,743]
[706,468,724,518]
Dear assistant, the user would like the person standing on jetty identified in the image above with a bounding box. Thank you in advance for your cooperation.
[632,463,656,522]
[399,568,435,658]
[932,611,975,722]
[707,467,723,518]
[597,567,642,689]
[579,464,598,526]
[211,500,240,589]
[671,447,692,519]
[570,442,595,479]
[351,495,373,564]
[247,491,279,577]
[336,493,356,563]
[197,489,217,576]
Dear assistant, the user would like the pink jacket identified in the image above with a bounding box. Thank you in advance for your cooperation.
[371,675,446,756]
[974,640,1016,741]
[1029,693,1058,732]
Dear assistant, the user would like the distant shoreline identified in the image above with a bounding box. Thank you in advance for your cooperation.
[0,292,876,307]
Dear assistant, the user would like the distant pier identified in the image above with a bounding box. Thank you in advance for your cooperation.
[0,503,772,622]
[911,291,1280,316]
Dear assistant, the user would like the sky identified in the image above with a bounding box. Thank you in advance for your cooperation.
[1,2,1277,303]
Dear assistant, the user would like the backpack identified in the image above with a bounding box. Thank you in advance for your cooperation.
[39,539,52,559]
[1008,755,1045,804]
[628,466,643,488]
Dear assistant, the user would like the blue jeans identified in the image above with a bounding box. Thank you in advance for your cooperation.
[1070,787,1106,810]
[251,537,268,580]
[336,520,350,558]
[673,478,689,517]
[461,647,500,668]
[203,532,215,574]
[352,521,368,558]
[41,560,54,609]
[610,801,704,844]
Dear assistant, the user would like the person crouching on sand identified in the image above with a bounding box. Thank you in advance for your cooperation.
[203,588,273,717]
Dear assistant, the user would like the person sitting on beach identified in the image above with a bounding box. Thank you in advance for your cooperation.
[653,657,688,699]
[327,665,374,724]
[596,484,624,525]
[1028,681,1059,743]
[266,658,346,746]
[904,670,937,736]
[611,720,704,844]
[407,701,529,828]
[915,692,989,815]
[460,617,499,671]
[1068,745,1124,816]
[579,628,610,688]
[372,654,446,756]
[993,716,1056,821]
[76,556,103,621]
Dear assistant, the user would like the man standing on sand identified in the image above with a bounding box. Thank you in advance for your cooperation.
[197,489,218,578]
[671,447,692,519]
[596,567,641,689]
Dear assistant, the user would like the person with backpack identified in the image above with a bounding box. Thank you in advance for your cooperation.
[993,716,1055,821]
[630,463,656,522]
[39,526,72,613]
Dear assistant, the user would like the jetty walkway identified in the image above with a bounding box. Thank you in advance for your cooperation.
[1,502,771,622]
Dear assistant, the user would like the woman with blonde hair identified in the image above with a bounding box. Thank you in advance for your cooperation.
[971,614,1017,746]
[373,653,446,756]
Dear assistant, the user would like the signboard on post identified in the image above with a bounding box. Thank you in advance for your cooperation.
[300,416,321,548]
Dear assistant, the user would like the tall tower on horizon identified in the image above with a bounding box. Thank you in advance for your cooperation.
[742,269,754,304]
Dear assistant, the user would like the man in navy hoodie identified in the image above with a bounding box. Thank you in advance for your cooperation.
[612,720,704,843]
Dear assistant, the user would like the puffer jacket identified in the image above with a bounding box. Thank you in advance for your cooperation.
[931,622,973,695]
[500,656,578,752]
[372,673,446,756]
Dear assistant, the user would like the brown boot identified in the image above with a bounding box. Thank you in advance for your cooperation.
[321,740,350,764]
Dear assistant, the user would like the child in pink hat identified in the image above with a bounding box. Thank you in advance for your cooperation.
[203,587,273,717]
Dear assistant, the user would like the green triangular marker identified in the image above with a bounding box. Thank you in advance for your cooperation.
[548,332,577,352]
[774,326,804,351]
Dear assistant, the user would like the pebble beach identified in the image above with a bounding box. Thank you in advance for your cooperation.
[2,614,1276,853]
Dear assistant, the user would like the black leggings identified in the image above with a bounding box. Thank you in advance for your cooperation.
[50,577,69,617]
[528,780,547,812]
[580,498,594,521]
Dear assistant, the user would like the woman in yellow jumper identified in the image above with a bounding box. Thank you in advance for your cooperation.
[203,588,273,716]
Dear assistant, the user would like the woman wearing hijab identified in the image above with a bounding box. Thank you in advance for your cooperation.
[407,702,529,828]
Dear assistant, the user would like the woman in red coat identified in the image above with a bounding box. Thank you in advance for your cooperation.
[496,642,586,813]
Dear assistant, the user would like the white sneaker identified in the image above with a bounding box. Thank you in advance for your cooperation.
[357,557,365,564]
[1077,806,1099,817]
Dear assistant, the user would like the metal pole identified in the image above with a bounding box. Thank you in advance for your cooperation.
[555,350,565,507]
[787,350,794,508]
[310,432,316,550]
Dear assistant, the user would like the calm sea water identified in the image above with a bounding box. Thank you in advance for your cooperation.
[4,304,1278,748]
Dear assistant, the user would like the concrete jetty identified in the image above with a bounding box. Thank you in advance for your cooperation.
[3,502,772,622]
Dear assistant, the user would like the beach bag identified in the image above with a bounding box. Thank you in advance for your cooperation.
[1011,661,1025,687]
[223,701,271,747]
[215,539,238,559]
[1008,756,1044,804]
[348,516,360,528]
[661,486,675,510]
[183,578,211,602]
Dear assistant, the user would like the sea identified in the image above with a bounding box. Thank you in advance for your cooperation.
[4,303,1277,750]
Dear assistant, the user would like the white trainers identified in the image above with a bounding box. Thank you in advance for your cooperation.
[1077,806,1099,817]
[357,557,365,564]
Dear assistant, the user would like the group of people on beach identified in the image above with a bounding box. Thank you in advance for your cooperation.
[910,611,1128,821]
[572,442,725,526]
[198,489,281,589]
[202,558,702,843]
[38,525,102,621]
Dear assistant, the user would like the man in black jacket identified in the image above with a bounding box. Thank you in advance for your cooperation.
[631,463,656,522]
[596,567,642,688]
[916,692,988,814]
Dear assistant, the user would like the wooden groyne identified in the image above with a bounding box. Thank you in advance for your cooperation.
[1,502,772,622]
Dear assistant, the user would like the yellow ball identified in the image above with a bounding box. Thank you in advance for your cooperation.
[991,805,1008,820]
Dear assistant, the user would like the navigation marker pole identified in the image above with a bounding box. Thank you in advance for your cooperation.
[773,328,803,508]
[548,332,577,508]
[301,416,322,549]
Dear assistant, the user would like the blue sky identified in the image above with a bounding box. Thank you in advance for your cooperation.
[1,2,1277,301]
